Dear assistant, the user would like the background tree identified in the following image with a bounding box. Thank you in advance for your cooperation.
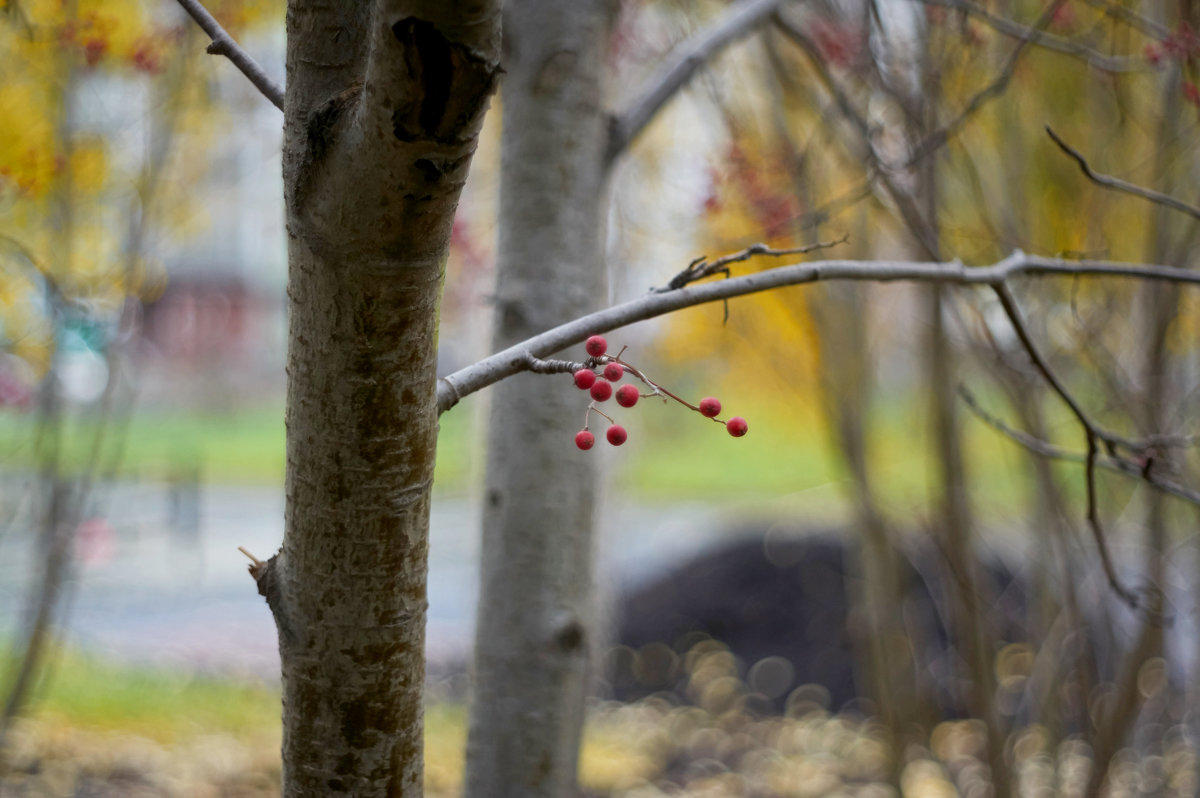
[465,2,784,794]
[659,0,1200,789]
[0,0,218,742]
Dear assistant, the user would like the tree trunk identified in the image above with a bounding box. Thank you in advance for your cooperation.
[263,4,499,794]
[464,2,614,795]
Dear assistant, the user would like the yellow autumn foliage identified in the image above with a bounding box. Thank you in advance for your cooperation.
[655,3,1192,412]
[0,0,281,384]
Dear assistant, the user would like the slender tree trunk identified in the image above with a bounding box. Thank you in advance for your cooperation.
[910,25,1007,796]
[465,3,614,795]
[258,4,499,794]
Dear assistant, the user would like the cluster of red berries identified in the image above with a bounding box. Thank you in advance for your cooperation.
[573,335,748,450]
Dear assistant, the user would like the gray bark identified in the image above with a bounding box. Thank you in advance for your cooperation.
[266,3,499,794]
[464,2,615,795]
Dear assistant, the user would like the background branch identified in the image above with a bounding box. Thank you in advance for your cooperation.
[959,387,1200,506]
[655,234,850,291]
[607,0,783,160]
[175,0,284,111]
[904,0,1063,166]
[991,284,1139,608]
[918,0,1147,72]
[1046,125,1200,221]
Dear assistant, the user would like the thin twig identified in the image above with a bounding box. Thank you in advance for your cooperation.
[1078,0,1171,40]
[772,14,873,142]
[238,545,264,568]
[990,283,1139,609]
[773,13,943,257]
[905,0,1065,167]
[175,0,284,111]
[918,0,1147,73]
[1046,126,1200,221]
[961,388,1200,506]
[607,0,783,160]
[654,233,850,291]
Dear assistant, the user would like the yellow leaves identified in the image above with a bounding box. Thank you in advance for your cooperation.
[204,0,286,35]
[655,139,824,397]
[0,82,57,198]
[13,0,158,70]
[69,139,108,195]
[0,0,287,394]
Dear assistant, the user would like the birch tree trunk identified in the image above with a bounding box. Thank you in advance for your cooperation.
[258,4,499,794]
[464,2,615,794]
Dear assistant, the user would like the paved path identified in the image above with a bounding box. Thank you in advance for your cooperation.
[0,483,737,680]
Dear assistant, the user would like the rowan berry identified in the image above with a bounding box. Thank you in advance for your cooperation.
[585,335,607,357]
[590,379,613,402]
[574,369,597,390]
[603,362,624,381]
[615,384,640,408]
[607,425,627,446]
[699,397,721,418]
[575,430,595,450]
[726,417,748,437]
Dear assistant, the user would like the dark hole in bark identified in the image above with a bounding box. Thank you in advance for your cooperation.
[392,18,452,135]
[555,621,585,652]
[390,16,498,143]
[414,158,441,181]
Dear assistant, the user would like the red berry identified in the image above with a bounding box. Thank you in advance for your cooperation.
[726,416,748,437]
[615,384,640,408]
[585,335,607,357]
[606,425,627,446]
[590,379,613,401]
[699,397,722,418]
[575,430,595,450]
[574,369,597,390]
[603,362,624,381]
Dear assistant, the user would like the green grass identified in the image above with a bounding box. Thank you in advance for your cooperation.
[2,647,279,744]
[0,402,473,491]
[619,390,1047,516]
[0,387,1089,513]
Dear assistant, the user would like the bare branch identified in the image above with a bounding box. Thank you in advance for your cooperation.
[958,387,1200,506]
[1046,125,1200,221]
[918,0,1147,73]
[990,283,1139,609]
[654,233,850,291]
[607,0,783,160]
[773,14,942,257]
[438,250,1200,414]
[1079,0,1171,40]
[905,0,1064,166]
[175,0,284,112]
[773,15,872,143]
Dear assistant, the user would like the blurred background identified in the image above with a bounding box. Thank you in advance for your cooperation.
[2,0,1199,795]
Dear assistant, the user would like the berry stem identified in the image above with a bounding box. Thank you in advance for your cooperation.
[607,355,725,422]
[585,404,615,427]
